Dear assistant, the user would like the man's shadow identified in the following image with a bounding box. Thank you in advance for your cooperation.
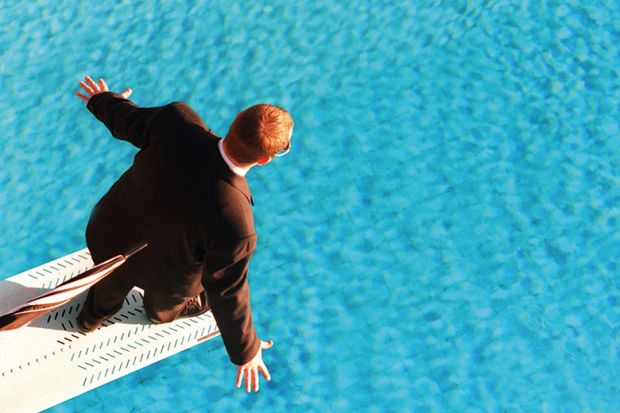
[0,280,150,334]
[0,280,42,314]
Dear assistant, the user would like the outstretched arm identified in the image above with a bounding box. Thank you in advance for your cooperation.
[75,76,164,149]
[203,235,273,392]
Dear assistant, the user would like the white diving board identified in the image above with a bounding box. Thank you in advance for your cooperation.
[0,249,220,412]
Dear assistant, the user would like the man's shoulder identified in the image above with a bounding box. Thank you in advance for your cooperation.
[207,180,255,238]
[210,179,254,215]
[161,102,210,131]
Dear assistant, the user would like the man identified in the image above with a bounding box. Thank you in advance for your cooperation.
[74,76,293,393]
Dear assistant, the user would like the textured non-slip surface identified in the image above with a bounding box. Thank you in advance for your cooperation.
[0,0,618,412]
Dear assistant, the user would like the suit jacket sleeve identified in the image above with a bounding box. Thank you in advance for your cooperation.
[202,235,261,365]
[86,91,166,148]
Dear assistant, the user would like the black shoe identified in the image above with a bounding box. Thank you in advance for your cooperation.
[178,290,210,319]
[147,290,210,324]
[76,306,110,333]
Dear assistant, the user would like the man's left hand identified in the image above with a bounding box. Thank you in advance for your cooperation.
[75,76,132,102]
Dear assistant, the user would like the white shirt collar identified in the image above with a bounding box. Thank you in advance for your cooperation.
[218,139,249,177]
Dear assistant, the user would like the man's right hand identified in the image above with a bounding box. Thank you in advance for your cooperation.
[75,76,133,103]
[235,339,273,392]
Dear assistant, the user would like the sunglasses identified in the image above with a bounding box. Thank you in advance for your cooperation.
[275,141,291,157]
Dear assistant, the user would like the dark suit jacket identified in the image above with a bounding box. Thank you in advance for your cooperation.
[85,92,260,365]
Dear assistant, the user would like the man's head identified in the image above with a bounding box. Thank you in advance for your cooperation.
[225,104,294,165]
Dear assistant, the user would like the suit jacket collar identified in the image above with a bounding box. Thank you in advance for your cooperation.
[210,136,254,205]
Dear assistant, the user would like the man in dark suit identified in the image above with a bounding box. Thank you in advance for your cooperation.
[74,76,293,393]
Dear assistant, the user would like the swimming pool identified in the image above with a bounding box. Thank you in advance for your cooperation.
[0,0,618,411]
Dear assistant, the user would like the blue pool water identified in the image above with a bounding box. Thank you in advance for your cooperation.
[0,0,618,411]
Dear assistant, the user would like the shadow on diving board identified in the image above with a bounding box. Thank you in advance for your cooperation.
[0,248,220,413]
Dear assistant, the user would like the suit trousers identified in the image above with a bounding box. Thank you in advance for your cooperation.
[81,269,202,326]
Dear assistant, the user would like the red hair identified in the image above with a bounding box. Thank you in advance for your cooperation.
[225,104,294,163]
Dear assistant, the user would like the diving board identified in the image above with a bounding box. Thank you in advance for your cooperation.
[0,249,220,412]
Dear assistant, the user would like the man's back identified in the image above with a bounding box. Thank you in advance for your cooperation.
[84,94,261,363]
[85,98,256,297]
